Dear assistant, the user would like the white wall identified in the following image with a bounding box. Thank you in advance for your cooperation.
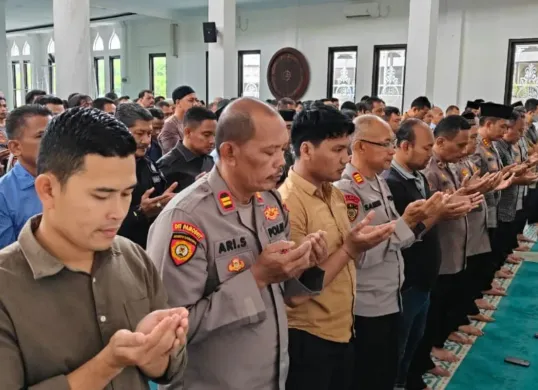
[6,0,538,110]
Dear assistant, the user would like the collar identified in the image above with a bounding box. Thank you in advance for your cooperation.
[391,159,418,181]
[12,162,36,190]
[207,166,265,216]
[344,162,368,186]
[287,168,333,198]
[176,141,199,163]
[430,152,447,169]
[18,215,119,280]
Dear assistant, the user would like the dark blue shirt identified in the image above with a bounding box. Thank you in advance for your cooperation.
[0,163,42,248]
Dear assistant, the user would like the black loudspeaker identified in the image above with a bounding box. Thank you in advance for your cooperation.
[203,22,218,43]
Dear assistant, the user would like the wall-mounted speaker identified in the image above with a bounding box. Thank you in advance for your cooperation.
[203,22,217,43]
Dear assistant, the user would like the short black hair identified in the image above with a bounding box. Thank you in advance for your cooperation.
[446,105,459,114]
[92,97,115,111]
[341,109,357,120]
[384,106,400,118]
[155,96,166,103]
[525,98,538,113]
[396,118,424,145]
[434,115,471,140]
[34,95,64,106]
[356,102,368,113]
[138,89,153,99]
[340,101,357,111]
[149,107,164,120]
[6,105,52,140]
[278,97,295,107]
[364,97,385,112]
[510,110,524,123]
[38,107,136,185]
[25,89,47,105]
[68,94,91,108]
[411,96,432,110]
[320,98,331,103]
[156,100,170,109]
[68,93,80,101]
[115,103,153,128]
[105,92,118,101]
[360,95,370,102]
[291,105,354,157]
[330,97,339,103]
[184,106,217,128]
[118,95,130,101]
[0,96,6,103]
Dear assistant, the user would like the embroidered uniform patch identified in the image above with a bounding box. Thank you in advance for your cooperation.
[344,194,360,222]
[483,138,491,147]
[264,206,280,221]
[228,257,246,272]
[255,192,264,204]
[169,222,205,266]
[461,168,470,177]
[218,191,235,211]
[352,172,364,185]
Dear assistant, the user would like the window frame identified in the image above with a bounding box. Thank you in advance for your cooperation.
[238,50,261,97]
[371,44,407,110]
[94,56,105,97]
[206,51,209,104]
[504,38,538,105]
[109,55,121,94]
[326,46,358,101]
[11,61,21,108]
[48,58,55,95]
[149,53,167,95]
[23,60,31,94]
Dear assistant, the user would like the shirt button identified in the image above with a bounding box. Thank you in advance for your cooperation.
[92,277,96,283]
[99,315,107,323]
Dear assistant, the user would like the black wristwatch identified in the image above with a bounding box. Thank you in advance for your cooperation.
[413,222,426,238]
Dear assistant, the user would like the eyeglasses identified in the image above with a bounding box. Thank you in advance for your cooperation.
[359,139,397,149]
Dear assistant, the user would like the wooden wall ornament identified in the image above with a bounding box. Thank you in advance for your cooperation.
[267,47,310,100]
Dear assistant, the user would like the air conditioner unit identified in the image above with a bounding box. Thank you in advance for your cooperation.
[343,3,380,19]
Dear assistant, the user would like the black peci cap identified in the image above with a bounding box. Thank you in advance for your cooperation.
[480,102,514,120]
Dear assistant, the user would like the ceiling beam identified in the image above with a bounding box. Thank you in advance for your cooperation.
[91,0,183,20]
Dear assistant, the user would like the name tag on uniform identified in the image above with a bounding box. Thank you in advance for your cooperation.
[152,175,162,184]
[364,200,382,210]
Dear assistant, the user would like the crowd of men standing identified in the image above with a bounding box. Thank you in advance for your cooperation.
[0,86,538,390]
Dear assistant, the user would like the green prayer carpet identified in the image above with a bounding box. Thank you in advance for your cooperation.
[446,261,538,390]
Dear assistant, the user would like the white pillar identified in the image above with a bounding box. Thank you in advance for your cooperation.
[53,0,92,99]
[433,0,464,109]
[0,0,9,106]
[208,0,236,100]
[404,0,440,110]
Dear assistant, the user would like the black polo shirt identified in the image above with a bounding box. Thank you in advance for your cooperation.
[157,141,214,193]
[383,165,442,292]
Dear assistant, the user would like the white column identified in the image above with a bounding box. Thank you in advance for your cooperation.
[404,0,440,109]
[0,0,9,106]
[53,0,92,98]
[208,0,236,100]
[433,0,464,109]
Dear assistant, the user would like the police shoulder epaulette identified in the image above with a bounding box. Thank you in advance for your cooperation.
[173,181,212,212]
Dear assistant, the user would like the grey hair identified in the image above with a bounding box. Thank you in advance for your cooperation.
[115,102,153,128]
[352,114,387,142]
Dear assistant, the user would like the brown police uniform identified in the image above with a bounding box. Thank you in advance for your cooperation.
[146,166,324,390]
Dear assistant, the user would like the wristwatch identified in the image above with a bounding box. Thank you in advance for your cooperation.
[413,222,426,238]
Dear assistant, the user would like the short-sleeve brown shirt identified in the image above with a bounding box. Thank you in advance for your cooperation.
[0,215,186,390]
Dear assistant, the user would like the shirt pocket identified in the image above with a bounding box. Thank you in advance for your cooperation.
[124,297,151,330]
[215,250,256,283]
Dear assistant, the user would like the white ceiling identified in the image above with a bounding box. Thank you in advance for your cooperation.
[5,0,345,31]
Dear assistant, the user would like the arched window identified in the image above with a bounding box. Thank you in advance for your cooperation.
[22,41,31,56]
[109,31,121,50]
[93,34,104,51]
[47,38,55,54]
[11,42,20,57]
